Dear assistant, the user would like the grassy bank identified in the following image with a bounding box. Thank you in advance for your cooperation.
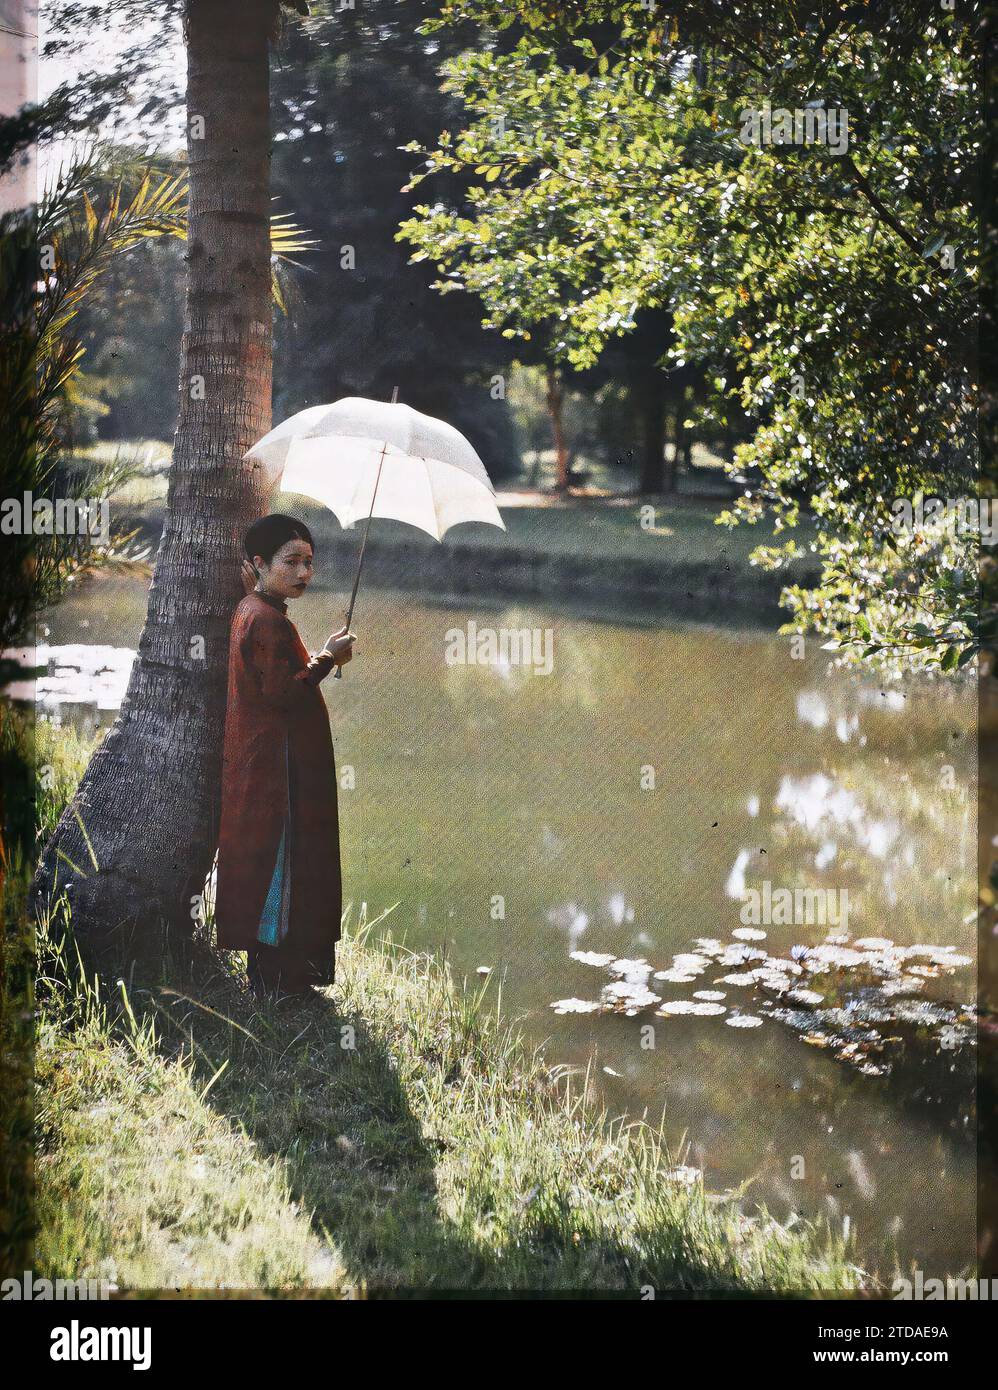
[91,433,822,586]
[30,721,863,1295]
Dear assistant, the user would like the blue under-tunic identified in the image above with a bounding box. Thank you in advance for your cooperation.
[257,822,291,946]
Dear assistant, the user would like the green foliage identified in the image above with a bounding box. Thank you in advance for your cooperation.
[398,1,979,669]
[0,150,188,648]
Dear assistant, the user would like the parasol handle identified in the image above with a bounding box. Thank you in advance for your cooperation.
[331,387,397,677]
[331,442,385,679]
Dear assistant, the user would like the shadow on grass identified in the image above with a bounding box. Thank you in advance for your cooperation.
[159,952,628,1295]
[89,929,773,1299]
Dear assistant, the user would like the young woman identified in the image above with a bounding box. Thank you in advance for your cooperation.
[215,514,355,998]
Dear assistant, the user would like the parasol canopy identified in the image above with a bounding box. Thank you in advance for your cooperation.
[245,395,506,542]
[244,394,506,674]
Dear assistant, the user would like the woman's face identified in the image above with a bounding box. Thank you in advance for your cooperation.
[254,538,314,600]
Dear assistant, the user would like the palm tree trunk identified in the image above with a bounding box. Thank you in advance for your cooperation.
[31,0,281,940]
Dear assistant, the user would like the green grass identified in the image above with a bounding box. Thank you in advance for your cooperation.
[28,721,864,1295]
[70,439,172,510]
[279,490,818,580]
[454,495,814,570]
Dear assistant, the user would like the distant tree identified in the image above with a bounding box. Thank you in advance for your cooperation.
[75,228,186,444]
[38,0,186,143]
[270,0,520,479]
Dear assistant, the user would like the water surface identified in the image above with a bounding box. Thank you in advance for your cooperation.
[33,575,977,1278]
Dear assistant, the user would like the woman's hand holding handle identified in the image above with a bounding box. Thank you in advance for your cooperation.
[324,626,356,679]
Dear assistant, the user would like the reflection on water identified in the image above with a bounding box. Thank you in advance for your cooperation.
[5,643,135,725]
[19,575,978,1278]
[775,772,901,860]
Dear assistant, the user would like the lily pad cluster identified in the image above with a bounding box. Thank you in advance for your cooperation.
[551,932,975,1076]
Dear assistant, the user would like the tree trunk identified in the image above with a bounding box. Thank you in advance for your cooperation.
[545,365,570,492]
[30,0,280,941]
[675,409,691,481]
[638,386,665,494]
[662,408,678,495]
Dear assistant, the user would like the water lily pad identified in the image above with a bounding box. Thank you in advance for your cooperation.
[787,988,824,1006]
[933,950,972,968]
[765,955,803,974]
[551,998,602,1014]
[570,951,615,968]
[607,957,652,980]
[659,999,726,1017]
[567,918,975,1080]
[891,999,958,1027]
[600,980,661,1015]
[692,938,725,955]
[719,944,768,965]
[878,977,923,997]
[672,952,711,971]
[808,944,866,969]
[755,968,794,989]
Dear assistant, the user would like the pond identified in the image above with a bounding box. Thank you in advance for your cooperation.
[29,572,977,1279]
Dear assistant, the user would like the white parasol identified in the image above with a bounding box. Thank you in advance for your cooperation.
[244,392,506,675]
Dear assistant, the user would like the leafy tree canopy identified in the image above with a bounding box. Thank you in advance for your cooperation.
[399,0,981,670]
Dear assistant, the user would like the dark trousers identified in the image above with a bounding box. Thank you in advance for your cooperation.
[247,938,335,996]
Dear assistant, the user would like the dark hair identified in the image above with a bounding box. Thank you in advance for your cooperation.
[244,514,314,566]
